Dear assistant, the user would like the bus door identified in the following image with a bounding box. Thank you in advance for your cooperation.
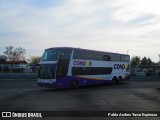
[56,49,72,79]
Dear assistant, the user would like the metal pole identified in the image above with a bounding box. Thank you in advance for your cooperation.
[158,54,160,66]
[1,64,2,73]
[2,64,4,73]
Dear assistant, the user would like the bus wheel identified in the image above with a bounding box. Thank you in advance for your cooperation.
[118,76,122,84]
[112,77,117,85]
[71,79,79,89]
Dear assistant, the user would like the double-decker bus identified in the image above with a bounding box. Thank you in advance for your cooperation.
[38,47,130,89]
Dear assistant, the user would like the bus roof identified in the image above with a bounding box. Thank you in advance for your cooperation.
[45,47,129,56]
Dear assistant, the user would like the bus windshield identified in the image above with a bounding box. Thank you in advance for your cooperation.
[38,64,56,79]
[41,49,60,61]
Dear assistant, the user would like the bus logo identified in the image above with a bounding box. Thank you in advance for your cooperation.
[114,64,125,69]
[73,60,92,66]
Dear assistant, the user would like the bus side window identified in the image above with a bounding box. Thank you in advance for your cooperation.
[57,49,72,76]
[73,49,79,59]
[121,55,130,62]
[117,55,121,62]
[60,50,72,60]
[111,54,117,62]
[93,52,102,61]
[103,55,111,61]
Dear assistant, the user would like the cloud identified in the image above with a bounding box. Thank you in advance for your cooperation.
[0,0,160,62]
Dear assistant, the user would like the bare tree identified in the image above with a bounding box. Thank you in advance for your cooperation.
[30,56,41,64]
[4,46,26,61]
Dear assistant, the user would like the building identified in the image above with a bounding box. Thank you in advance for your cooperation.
[0,61,28,73]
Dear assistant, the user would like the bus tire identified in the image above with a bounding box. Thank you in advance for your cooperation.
[112,77,117,85]
[118,76,122,84]
[71,79,79,89]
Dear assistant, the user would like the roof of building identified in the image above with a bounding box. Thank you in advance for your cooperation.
[0,61,27,64]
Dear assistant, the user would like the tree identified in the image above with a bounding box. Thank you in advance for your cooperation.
[147,57,152,65]
[30,56,41,64]
[4,46,26,61]
[140,57,153,65]
[131,56,141,66]
[0,55,7,62]
[140,57,148,65]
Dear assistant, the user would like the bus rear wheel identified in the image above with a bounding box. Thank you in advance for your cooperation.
[118,76,122,84]
[112,77,117,85]
[71,79,79,89]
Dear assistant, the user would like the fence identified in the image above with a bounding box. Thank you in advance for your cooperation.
[0,64,38,74]
[0,73,38,79]
[0,64,160,80]
[0,64,38,79]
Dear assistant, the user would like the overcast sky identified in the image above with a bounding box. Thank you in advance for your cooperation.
[0,0,160,62]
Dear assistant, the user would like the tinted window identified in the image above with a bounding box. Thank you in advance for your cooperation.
[59,49,72,60]
[38,64,55,79]
[41,49,60,61]
[103,54,111,61]
[56,49,72,76]
[110,54,117,61]
[121,55,130,62]
[72,67,112,75]
[73,49,111,61]
[73,49,129,62]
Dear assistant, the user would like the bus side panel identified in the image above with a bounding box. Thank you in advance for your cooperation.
[78,77,112,86]
[123,75,130,81]
[56,76,113,88]
[56,76,73,88]
[56,74,130,89]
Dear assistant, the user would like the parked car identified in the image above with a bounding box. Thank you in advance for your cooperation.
[156,69,160,76]
[131,69,146,76]
[145,69,154,76]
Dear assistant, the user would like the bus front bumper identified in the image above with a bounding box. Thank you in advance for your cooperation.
[38,79,57,88]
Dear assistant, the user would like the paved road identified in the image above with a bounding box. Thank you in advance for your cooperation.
[0,80,160,120]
